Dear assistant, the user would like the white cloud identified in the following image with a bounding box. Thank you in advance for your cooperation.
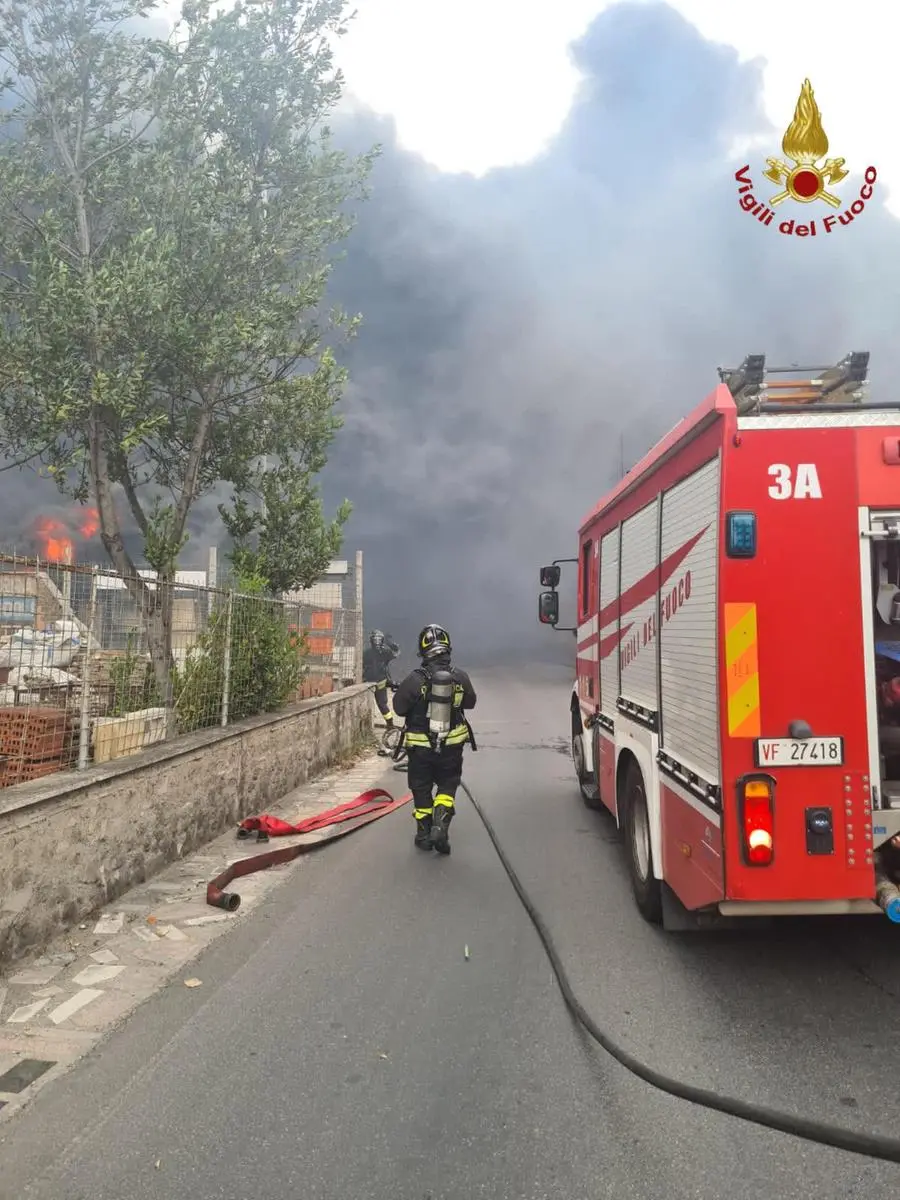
[337,0,600,174]
[339,0,897,214]
[159,0,897,213]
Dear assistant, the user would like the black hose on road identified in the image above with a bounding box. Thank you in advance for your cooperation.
[461,781,900,1167]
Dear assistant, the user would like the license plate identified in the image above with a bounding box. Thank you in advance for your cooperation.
[754,737,844,767]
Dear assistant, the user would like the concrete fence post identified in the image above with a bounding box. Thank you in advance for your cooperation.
[355,549,363,685]
[220,590,234,728]
[77,567,98,771]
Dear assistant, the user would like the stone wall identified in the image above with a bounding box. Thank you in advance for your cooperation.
[0,684,374,967]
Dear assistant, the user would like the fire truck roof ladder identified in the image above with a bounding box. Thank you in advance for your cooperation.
[718,351,870,415]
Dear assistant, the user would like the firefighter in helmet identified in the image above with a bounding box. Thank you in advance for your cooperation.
[363,629,400,728]
[391,623,477,855]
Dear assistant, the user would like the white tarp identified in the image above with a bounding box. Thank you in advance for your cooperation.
[0,620,82,671]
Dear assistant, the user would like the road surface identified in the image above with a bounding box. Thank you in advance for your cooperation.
[2,667,900,1198]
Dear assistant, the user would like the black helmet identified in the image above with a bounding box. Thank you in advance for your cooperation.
[369,629,385,647]
[418,623,451,661]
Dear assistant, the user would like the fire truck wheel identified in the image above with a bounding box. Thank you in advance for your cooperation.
[624,765,662,924]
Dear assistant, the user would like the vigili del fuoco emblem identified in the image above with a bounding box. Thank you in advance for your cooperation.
[734,78,876,237]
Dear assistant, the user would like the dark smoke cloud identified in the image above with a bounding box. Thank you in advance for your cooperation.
[3,1,899,670]
[320,0,900,666]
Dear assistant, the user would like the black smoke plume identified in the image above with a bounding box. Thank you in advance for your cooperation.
[2,2,897,669]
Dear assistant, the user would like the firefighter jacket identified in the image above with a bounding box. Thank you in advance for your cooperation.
[392,658,477,750]
[362,639,399,684]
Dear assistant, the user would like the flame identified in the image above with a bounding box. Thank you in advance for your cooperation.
[33,505,100,562]
[80,508,100,539]
[36,518,74,564]
[782,79,829,164]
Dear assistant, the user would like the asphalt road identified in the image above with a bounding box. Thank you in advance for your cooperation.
[3,666,900,1198]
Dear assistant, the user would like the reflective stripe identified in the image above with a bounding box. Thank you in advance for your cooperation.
[405,732,432,747]
[434,794,455,810]
[405,725,470,747]
[724,602,761,737]
[413,807,433,819]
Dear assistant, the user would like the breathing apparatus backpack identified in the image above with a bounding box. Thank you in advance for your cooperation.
[420,663,477,753]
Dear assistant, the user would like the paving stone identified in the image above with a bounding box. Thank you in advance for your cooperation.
[132,927,161,943]
[156,925,188,941]
[93,913,125,937]
[34,952,77,967]
[8,966,62,988]
[7,1000,51,1024]
[72,965,126,987]
[90,949,119,965]
[0,1058,54,1093]
[47,990,104,1026]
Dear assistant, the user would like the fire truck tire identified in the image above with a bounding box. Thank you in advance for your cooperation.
[624,765,662,925]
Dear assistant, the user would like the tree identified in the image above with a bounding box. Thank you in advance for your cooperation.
[221,461,351,596]
[0,0,372,714]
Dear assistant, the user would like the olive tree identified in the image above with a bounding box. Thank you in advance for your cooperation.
[0,0,371,711]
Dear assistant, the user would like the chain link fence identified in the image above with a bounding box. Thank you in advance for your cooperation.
[0,550,364,791]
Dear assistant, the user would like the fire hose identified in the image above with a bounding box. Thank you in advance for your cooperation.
[459,781,900,1168]
[205,777,900,1166]
[206,788,411,912]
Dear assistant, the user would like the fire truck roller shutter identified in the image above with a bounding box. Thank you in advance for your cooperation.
[598,527,620,718]
[658,456,722,784]
[618,499,661,715]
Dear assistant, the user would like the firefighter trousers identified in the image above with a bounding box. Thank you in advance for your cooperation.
[407,744,464,820]
[373,680,393,722]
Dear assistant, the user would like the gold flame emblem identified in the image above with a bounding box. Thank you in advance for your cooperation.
[763,79,848,208]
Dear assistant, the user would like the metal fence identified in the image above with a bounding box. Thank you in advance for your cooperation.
[282,551,364,688]
[0,550,364,791]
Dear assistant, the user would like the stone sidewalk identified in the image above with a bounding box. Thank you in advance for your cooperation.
[0,750,407,1123]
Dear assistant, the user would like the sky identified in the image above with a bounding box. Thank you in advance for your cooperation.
[337,0,895,213]
[3,0,899,668]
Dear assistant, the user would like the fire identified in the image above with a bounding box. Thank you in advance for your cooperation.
[79,508,100,539]
[36,518,74,564]
[33,506,101,562]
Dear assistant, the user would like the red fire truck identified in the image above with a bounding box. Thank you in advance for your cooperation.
[537,352,900,929]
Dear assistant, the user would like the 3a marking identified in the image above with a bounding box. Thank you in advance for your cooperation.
[767,463,822,500]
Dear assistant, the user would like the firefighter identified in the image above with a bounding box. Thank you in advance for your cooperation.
[363,629,400,728]
[391,623,477,855]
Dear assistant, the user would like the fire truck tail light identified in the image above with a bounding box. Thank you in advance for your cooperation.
[739,776,775,866]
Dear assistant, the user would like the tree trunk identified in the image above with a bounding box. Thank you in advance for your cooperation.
[143,578,176,735]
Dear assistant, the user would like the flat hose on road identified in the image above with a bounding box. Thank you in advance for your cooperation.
[207,789,411,911]
[461,781,900,1167]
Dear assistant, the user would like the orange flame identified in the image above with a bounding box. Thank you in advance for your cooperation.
[33,506,100,562]
[35,518,74,564]
[79,508,100,539]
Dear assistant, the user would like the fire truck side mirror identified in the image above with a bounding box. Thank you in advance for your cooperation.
[538,591,559,626]
[540,564,561,589]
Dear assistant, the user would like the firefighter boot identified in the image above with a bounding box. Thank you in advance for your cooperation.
[430,797,455,856]
[413,810,434,851]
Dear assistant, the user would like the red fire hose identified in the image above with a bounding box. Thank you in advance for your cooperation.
[206,788,411,912]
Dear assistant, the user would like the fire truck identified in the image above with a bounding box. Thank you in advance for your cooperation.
[537,352,900,929]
